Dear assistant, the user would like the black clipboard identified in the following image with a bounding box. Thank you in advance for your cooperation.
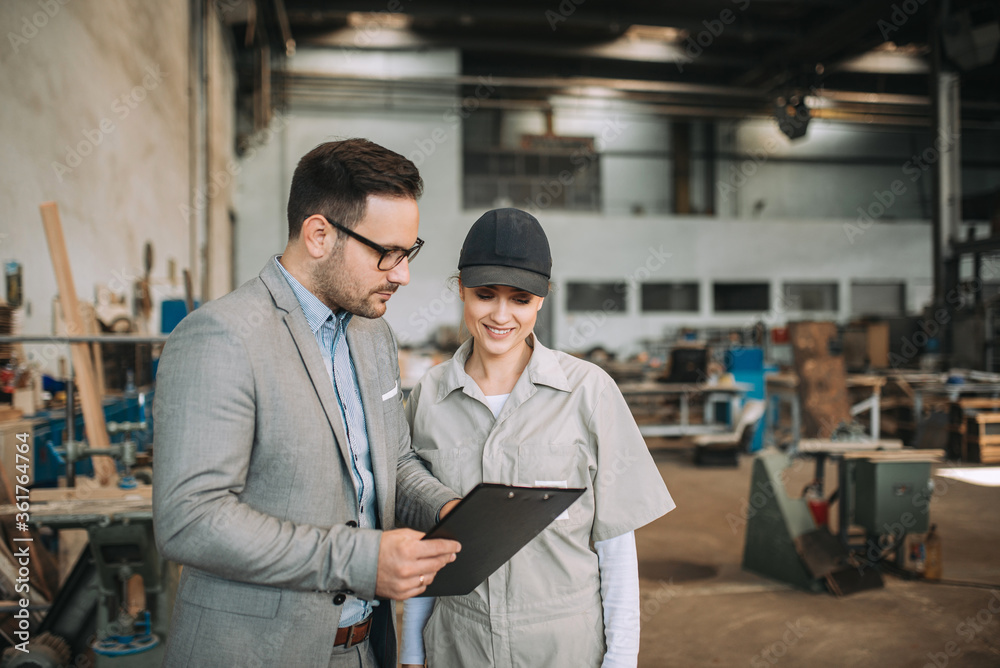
[420,483,585,597]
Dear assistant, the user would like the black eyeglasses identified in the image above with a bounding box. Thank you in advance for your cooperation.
[325,218,424,271]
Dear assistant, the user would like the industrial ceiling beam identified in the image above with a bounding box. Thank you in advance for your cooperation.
[734,0,902,90]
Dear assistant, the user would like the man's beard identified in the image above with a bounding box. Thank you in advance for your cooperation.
[311,251,397,319]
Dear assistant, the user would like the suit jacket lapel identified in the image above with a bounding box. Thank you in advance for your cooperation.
[346,322,391,529]
[259,259,353,469]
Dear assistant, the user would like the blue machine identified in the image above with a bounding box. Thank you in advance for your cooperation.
[726,347,774,452]
[30,391,154,487]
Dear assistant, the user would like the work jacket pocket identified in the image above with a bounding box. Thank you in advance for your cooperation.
[517,442,589,527]
[417,447,478,495]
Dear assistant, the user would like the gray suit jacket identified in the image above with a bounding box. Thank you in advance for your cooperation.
[153,257,457,667]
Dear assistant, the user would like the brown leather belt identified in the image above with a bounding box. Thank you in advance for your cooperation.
[335,616,373,648]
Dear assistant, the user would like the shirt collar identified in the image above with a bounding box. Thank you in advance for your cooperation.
[273,256,352,333]
[436,334,571,402]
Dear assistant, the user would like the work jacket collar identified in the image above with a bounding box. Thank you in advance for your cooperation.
[437,334,572,404]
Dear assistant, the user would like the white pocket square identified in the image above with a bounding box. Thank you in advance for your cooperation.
[381,382,398,401]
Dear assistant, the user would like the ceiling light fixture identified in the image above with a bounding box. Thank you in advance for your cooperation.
[623,25,687,43]
[346,12,413,31]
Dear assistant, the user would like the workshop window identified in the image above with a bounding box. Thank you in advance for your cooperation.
[641,283,700,312]
[783,282,839,312]
[566,282,625,313]
[713,282,770,312]
[851,282,905,317]
[462,110,601,212]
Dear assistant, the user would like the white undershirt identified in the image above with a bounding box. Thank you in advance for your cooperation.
[483,393,510,418]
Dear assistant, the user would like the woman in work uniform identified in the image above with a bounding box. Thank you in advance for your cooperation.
[400,208,675,668]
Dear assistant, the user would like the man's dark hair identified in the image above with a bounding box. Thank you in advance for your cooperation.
[286,138,423,239]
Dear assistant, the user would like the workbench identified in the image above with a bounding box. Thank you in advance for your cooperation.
[792,439,943,550]
[617,381,752,437]
[764,374,887,448]
[912,382,1000,449]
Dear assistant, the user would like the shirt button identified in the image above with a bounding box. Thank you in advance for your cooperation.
[346,520,358,528]
[333,594,346,605]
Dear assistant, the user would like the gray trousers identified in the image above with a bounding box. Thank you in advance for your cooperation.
[328,638,378,668]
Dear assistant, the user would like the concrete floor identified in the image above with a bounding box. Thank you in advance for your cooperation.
[636,441,1000,668]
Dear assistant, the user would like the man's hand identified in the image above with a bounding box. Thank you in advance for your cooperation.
[375,528,460,600]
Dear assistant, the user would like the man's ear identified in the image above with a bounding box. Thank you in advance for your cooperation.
[300,215,331,259]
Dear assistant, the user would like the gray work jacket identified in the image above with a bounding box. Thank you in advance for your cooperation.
[406,337,675,667]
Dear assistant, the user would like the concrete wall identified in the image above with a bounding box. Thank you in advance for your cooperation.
[0,1,234,373]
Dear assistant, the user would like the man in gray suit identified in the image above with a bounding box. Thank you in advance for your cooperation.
[153,139,461,667]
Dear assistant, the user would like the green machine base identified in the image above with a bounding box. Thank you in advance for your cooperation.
[741,450,825,592]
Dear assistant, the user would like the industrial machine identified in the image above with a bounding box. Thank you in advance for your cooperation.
[742,448,936,594]
[1,513,177,668]
[1,418,175,667]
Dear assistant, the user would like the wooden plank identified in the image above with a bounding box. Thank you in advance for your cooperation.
[957,398,1000,410]
[790,322,851,438]
[0,456,56,600]
[847,375,887,388]
[798,438,904,453]
[39,202,116,485]
[842,449,944,462]
[29,483,151,503]
[867,321,890,368]
[966,442,1000,464]
[82,304,107,397]
[0,497,151,520]
[968,435,1000,446]
[894,376,916,399]
[57,529,88,587]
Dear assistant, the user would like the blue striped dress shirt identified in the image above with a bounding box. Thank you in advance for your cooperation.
[275,257,376,626]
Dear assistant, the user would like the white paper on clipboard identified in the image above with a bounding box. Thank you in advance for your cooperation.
[536,480,570,520]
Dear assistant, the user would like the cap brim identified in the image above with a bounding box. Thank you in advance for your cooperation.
[461,265,549,297]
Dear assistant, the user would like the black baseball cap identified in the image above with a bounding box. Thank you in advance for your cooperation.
[458,208,551,297]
